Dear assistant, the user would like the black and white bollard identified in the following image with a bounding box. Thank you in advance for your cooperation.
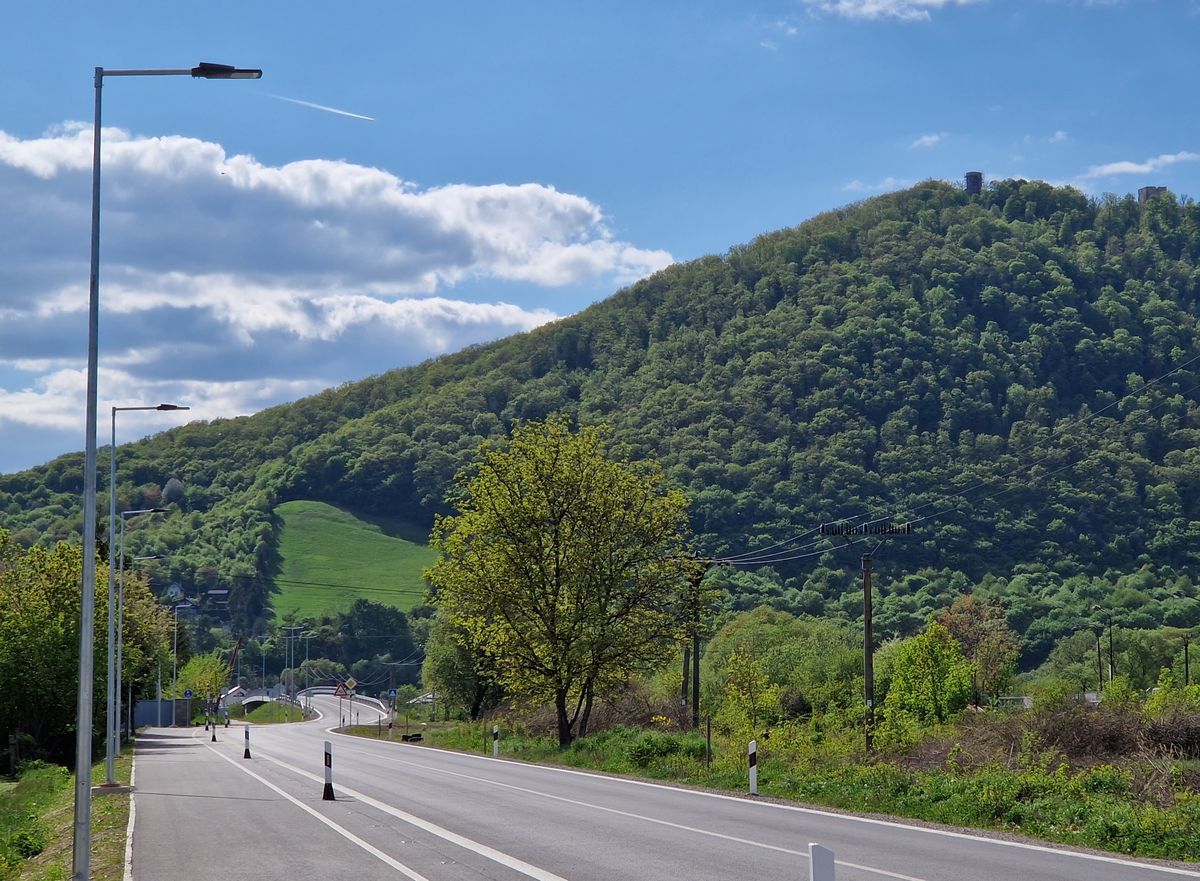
[748,739,758,795]
[809,843,835,881]
[243,725,252,759]
[492,724,500,757]
[322,740,335,800]
[211,724,217,742]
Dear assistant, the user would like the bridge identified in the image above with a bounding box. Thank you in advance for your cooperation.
[229,686,387,715]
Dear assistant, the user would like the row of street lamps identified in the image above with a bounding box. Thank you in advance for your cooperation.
[72,60,262,881]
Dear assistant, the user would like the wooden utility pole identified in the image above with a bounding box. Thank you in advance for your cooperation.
[862,552,875,754]
[686,560,713,730]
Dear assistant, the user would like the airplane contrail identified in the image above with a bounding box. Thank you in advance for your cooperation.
[265,93,375,121]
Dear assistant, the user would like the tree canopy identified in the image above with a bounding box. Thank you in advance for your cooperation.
[426,416,693,745]
[5,181,1200,665]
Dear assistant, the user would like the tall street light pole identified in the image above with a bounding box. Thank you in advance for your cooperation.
[104,405,186,787]
[73,62,261,881]
[110,509,165,769]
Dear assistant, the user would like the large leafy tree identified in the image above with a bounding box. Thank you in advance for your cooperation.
[421,611,503,720]
[427,415,693,745]
[884,622,973,725]
[936,594,1020,703]
[0,528,170,765]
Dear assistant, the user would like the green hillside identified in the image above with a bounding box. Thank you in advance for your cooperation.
[6,179,1200,663]
[272,500,434,619]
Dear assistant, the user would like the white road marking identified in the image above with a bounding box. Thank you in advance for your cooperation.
[375,753,926,881]
[367,737,1200,878]
[204,744,432,881]
[254,749,570,881]
[123,748,136,881]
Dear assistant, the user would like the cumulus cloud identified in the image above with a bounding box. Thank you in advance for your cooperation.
[1049,130,1068,143]
[801,0,982,22]
[1081,150,1200,179]
[0,123,673,461]
[910,132,945,149]
[842,176,912,193]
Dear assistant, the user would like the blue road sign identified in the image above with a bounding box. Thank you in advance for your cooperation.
[183,689,193,699]
[388,688,397,698]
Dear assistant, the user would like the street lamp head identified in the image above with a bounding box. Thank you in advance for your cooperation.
[192,62,262,80]
[121,507,168,518]
[155,403,190,411]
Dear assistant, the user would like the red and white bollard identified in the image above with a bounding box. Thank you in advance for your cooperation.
[492,724,499,757]
[323,740,335,801]
[243,725,251,759]
[748,739,758,795]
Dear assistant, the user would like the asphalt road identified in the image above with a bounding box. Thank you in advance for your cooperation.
[131,695,1200,881]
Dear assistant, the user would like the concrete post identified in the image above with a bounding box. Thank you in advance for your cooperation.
[809,843,835,881]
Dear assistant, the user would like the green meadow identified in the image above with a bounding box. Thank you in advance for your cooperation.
[271,500,435,619]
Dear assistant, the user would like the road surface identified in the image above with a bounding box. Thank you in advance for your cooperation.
[130,694,1200,880]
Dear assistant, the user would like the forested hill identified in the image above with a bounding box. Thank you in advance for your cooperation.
[5,178,1200,662]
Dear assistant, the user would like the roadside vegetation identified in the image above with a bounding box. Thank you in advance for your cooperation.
[1,753,131,881]
[406,415,1200,861]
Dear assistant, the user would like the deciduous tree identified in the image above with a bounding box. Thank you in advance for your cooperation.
[427,416,692,745]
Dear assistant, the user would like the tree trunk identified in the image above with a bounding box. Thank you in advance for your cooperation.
[555,689,573,747]
[578,683,595,739]
[469,682,485,721]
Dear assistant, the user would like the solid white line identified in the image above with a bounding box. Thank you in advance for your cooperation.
[123,747,136,881]
[377,752,925,881]
[205,744,431,881]
[255,749,570,881]
[352,737,1200,878]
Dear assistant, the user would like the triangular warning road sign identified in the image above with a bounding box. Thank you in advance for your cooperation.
[333,683,348,697]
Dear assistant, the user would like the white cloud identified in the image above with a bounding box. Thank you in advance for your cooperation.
[0,123,674,463]
[842,176,912,193]
[801,0,982,22]
[1049,130,1068,143]
[910,132,945,149]
[1081,150,1200,179]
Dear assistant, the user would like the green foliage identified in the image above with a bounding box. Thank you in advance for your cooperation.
[0,761,70,875]
[272,500,434,619]
[427,416,693,745]
[420,612,503,720]
[7,181,1200,660]
[0,530,170,765]
[174,652,229,701]
[884,622,973,724]
[715,650,781,735]
[702,607,862,721]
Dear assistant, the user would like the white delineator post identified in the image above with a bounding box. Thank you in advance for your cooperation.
[809,843,835,881]
[323,740,335,801]
[748,739,758,795]
[492,724,499,757]
[243,726,251,759]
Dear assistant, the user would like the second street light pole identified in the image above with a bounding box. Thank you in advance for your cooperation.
[104,404,185,786]
[72,62,260,881]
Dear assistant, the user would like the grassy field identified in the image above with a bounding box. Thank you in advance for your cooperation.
[1,751,131,881]
[271,500,436,619]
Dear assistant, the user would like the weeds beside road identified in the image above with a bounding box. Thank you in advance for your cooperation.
[345,719,1200,863]
[0,750,130,881]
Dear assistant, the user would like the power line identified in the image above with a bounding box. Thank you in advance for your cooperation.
[717,367,1200,567]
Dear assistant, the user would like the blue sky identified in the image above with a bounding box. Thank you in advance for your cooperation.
[2,0,1199,473]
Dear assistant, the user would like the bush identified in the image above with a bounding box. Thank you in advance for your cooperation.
[626,730,706,767]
